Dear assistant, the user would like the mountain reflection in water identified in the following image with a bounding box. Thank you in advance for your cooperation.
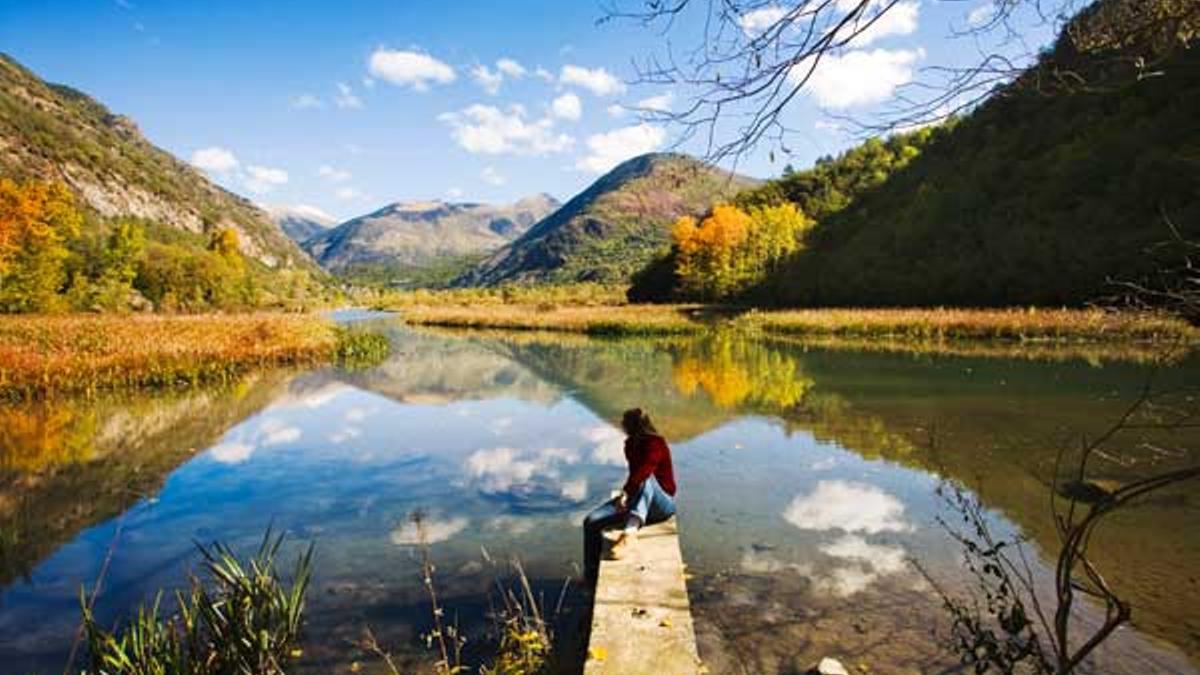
[0,321,1196,673]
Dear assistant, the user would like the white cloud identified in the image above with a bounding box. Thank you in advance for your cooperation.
[368,48,456,90]
[783,480,912,534]
[210,440,254,464]
[191,146,239,173]
[740,2,917,44]
[582,425,625,466]
[606,104,626,118]
[792,48,923,108]
[560,478,588,502]
[481,166,506,185]
[815,534,909,597]
[335,186,363,201]
[446,187,465,199]
[335,82,363,109]
[636,92,674,113]
[291,93,323,110]
[551,92,582,121]
[497,58,527,78]
[390,515,469,545]
[318,165,351,182]
[259,418,301,446]
[534,66,555,82]
[472,64,504,95]
[464,446,581,498]
[967,3,995,27]
[243,165,289,194]
[575,123,665,173]
[837,0,920,46]
[820,535,907,574]
[739,5,788,37]
[560,64,626,96]
[473,58,528,94]
[439,104,574,155]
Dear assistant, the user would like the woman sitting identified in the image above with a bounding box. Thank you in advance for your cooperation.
[582,407,677,585]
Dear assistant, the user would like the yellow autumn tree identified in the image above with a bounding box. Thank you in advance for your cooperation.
[0,179,83,312]
[671,203,752,300]
[671,202,812,301]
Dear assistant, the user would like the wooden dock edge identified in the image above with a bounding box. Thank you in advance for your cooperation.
[584,517,702,675]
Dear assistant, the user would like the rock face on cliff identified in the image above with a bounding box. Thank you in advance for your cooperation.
[0,53,317,271]
[456,153,757,286]
[304,194,559,272]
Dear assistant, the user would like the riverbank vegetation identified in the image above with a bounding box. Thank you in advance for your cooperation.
[80,531,312,674]
[394,299,1198,344]
[0,178,326,314]
[0,313,388,398]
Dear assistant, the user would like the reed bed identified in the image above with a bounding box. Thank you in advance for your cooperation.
[738,307,1198,342]
[400,303,1198,344]
[399,303,707,336]
[370,283,628,309]
[0,313,355,398]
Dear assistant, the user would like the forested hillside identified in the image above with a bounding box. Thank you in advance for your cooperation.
[754,44,1200,307]
[0,54,327,312]
[628,131,938,302]
[0,54,315,271]
[632,2,1200,308]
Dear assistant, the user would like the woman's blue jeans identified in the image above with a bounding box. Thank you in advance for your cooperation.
[582,475,676,585]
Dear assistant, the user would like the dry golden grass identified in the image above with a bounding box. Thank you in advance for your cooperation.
[398,303,707,335]
[738,307,1198,342]
[0,313,339,398]
[399,303,1199,344]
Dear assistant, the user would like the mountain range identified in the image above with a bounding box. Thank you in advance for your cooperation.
[302,195,559,279]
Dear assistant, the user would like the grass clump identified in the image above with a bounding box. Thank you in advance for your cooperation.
[0,313,342,399]
[334,327,391,369]
[81,530,313,674]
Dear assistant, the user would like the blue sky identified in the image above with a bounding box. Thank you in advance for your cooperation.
[0,0,1049,222]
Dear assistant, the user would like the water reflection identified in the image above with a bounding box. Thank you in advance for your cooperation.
[0,323,1196,674]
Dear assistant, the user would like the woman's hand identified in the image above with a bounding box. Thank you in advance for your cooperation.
[611,492,628,511]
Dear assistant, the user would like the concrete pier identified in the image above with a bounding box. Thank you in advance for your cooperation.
[584,517,702,675]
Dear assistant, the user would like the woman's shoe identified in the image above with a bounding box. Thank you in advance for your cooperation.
[607,531,636,560]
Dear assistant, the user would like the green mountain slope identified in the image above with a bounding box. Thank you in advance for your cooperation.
[0,53,317,272]
[455,153,758,286]
[747,11,1200,307]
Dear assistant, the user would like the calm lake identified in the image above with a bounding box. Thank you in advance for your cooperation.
[1,315,1197,674]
